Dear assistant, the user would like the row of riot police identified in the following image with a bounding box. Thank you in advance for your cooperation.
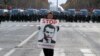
[0,9,100,23]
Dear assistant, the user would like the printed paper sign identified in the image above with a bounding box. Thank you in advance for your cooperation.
[38,18,59,49]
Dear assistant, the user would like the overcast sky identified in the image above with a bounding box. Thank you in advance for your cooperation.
[48,0,67,5]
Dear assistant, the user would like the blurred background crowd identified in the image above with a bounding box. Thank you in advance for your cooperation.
[0,0,100,23]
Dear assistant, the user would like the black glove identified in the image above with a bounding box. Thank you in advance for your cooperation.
[57,26,59,32]
[38,26,41,30]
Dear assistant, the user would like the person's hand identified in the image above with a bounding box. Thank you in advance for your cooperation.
[57,26,59,32]
[38,26,41,30]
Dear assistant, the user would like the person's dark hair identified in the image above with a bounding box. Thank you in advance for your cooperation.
[43,24,55,32]
[48,12,53,15]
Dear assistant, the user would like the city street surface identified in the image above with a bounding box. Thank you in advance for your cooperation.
[0,21,100,56]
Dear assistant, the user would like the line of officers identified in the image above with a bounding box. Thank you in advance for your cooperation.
[0,9,100,23]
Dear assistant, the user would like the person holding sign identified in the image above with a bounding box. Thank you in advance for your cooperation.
[38,12,59,56]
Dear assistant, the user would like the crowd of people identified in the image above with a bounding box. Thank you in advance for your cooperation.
[0,10,100,24]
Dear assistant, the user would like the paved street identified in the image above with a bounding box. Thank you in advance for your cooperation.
[0,21,100,56]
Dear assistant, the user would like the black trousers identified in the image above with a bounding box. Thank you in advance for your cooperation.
[43,48,54,56]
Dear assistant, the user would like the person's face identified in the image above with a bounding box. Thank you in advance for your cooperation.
[47,14,53,19]
[44,27,55,39]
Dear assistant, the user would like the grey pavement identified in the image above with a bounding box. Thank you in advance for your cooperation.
[0,21,100,56]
